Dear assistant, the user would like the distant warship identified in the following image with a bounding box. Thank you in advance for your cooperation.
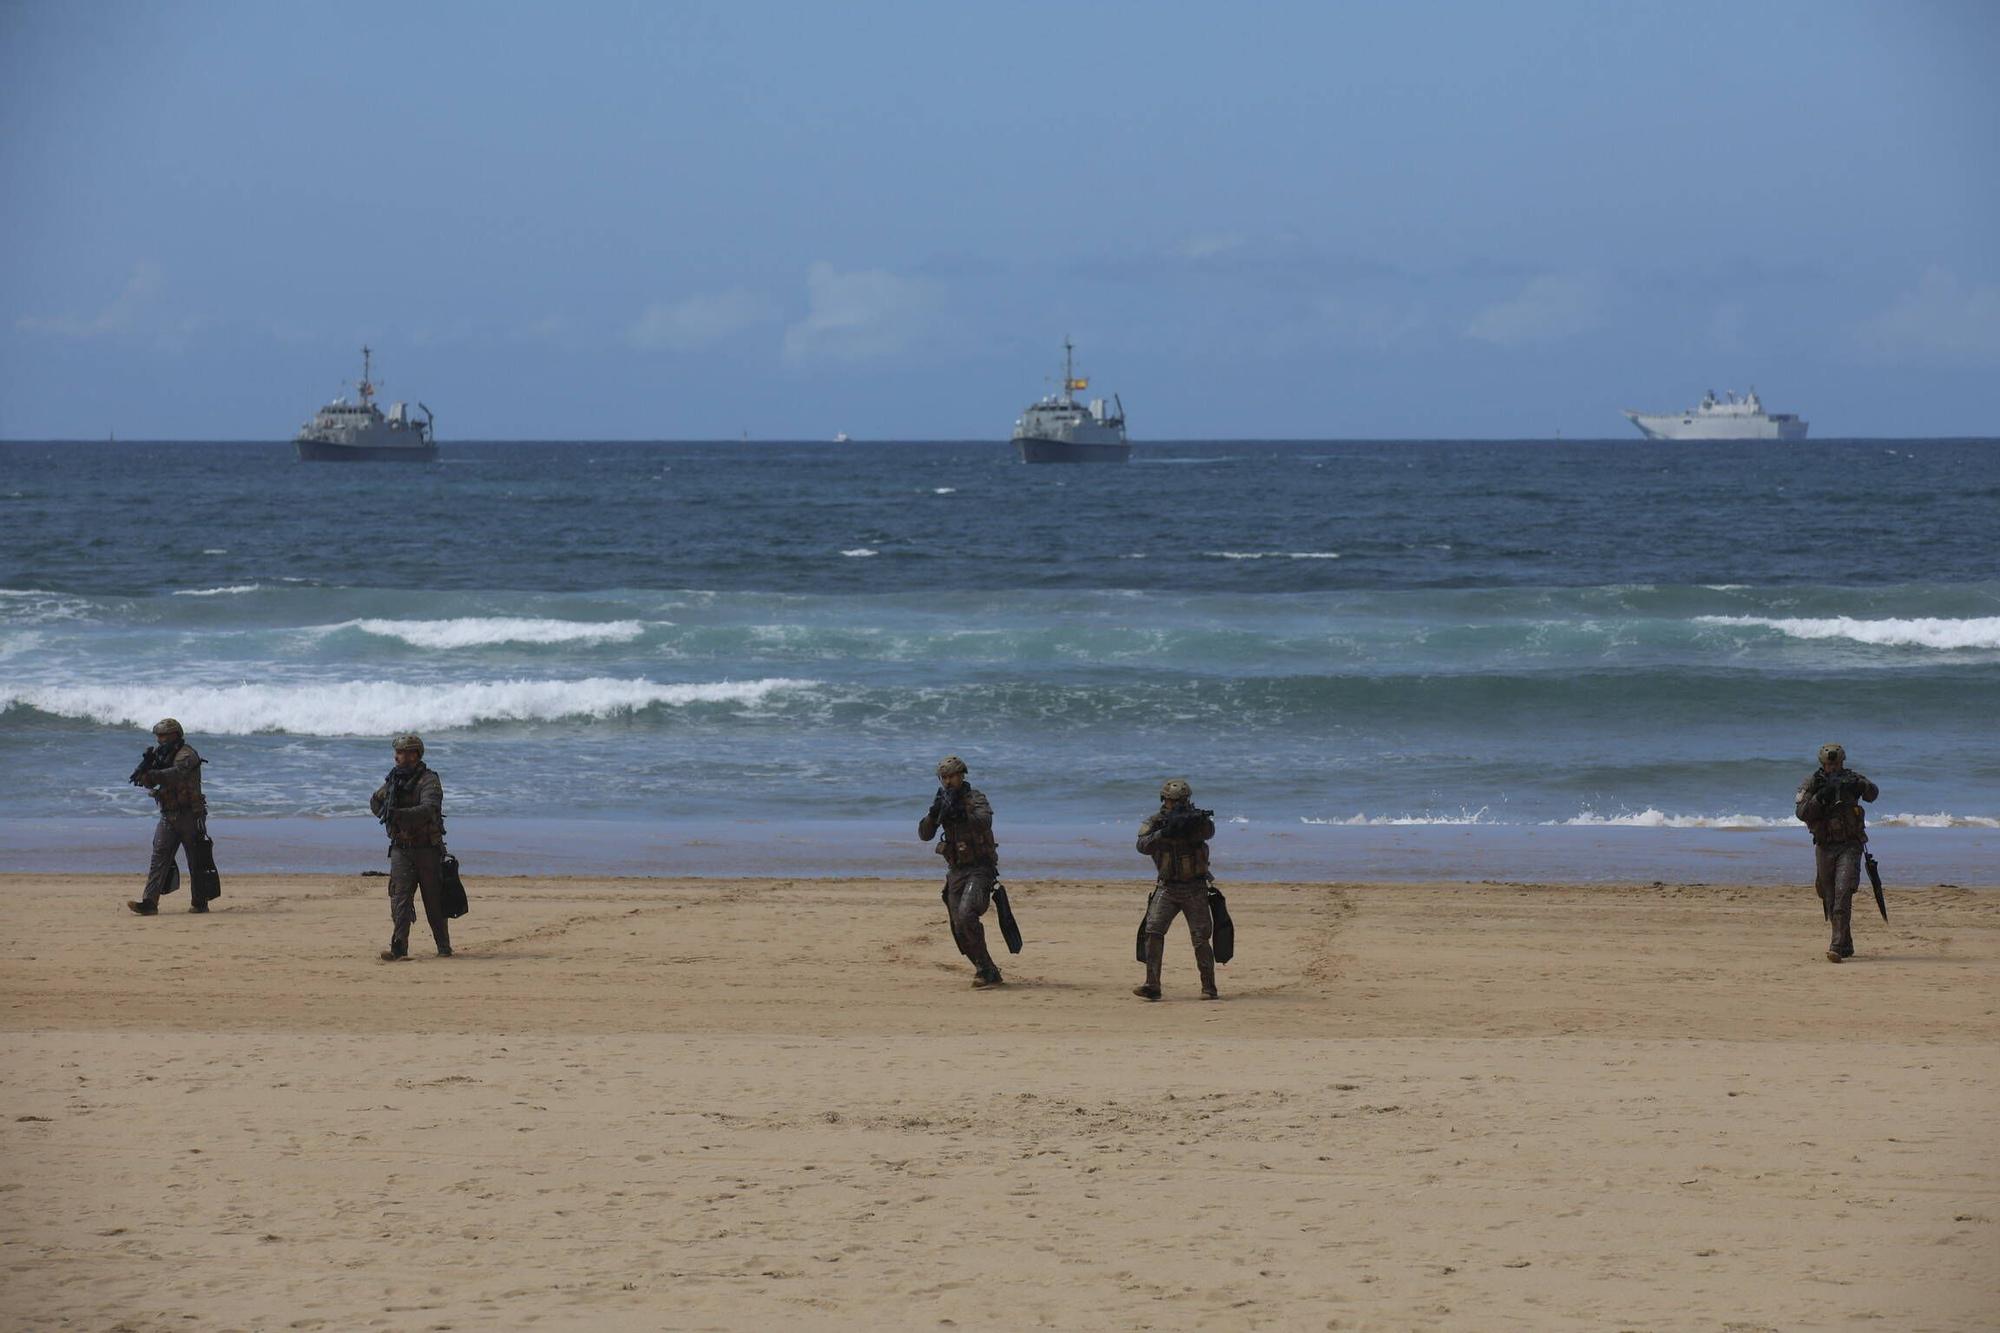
[1622,388,1806,441]
[295,347,436,461]
[1013,338,1129,463]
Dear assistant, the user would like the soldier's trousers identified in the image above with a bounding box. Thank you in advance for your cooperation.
[1815,842,1863,953]
[142,811,214,905]
[388,845,450,954]
[1144,882,1215,948]
[944,862,999,975]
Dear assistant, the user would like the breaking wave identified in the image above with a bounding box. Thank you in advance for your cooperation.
[342,618,649,648]
[2,676,818,736]
[171,584,263,597]
[1696,615,2000,650]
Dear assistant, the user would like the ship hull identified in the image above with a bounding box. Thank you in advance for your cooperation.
[295,439,439,462]
[1623,411,1808,441]
[1015,437,1131,464]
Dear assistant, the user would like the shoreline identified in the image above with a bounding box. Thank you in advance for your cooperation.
[8,814,2000,885]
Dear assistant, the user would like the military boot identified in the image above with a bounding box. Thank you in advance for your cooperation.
[1195,938,1219,1000]
[1134,934,1164,1000]
[1828,907,1853,962]
[127,900,158,916]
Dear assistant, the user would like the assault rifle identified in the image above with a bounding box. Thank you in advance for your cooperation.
[1154,806,1215,840]
[128,743,169,787]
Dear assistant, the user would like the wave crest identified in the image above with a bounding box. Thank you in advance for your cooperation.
[3,676,817,736]
[344,618,649,648]
[1697,615,2000,650]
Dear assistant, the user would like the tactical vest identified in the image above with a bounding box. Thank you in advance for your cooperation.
[151,745,207,814]
[936,797,999,867]
[382,768,446,847]
[1147,829,1210,885]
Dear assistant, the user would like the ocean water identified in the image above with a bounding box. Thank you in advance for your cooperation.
[3,438,1996,881]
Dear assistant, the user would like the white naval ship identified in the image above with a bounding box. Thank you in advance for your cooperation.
[294,347,437,461]
[1013,338,1129,463]
[1622,388,1807,441]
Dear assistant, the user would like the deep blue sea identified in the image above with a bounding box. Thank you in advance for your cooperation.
[3,439,1996,881]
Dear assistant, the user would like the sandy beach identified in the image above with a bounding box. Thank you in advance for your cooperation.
[3,871,1995,1330]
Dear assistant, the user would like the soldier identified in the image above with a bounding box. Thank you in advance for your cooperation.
[369,733,451,961]
[1795,742,1879,963]
[919,755,1004,989]
[1135,778,1219,1000]
[126,717,222,915]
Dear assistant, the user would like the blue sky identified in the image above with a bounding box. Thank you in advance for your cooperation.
[2,0,1994,438]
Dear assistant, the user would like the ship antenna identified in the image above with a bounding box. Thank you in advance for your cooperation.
[1063,335,1074,404]
[359,345,375,407]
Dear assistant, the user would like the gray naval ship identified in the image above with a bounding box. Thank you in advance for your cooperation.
[294,347,436,461]
[1013,338,1129,463]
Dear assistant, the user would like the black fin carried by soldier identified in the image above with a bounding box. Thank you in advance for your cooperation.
[1794,742,1880,963]
[919,754,1007,989]
[369,733,454,961]
[1133,778,1221,1000]
[126,717,222,916]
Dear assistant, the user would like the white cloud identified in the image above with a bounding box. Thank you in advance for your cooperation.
[782,262,938,364]
[1464,272,1604,347]
[628,289,776,351]
[1851,267,2000,367]
[16,262,164,338]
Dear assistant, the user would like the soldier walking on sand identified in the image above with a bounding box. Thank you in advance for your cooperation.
[1795,742,1879,964]
[919,755,1005,989]
[369,733,451,961]
[126,717,222,915]
[1135,778,1219,1000]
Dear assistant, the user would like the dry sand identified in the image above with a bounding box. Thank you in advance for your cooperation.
[2,870,1995,1330]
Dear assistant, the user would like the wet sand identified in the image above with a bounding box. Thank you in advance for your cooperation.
[3,872,1996,1329]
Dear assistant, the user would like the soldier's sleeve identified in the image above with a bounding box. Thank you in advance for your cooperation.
[154,746,202,798]
[1858,774,1878,802]
[918,812,938,841]
[1192,812,1216,841]
[964,789,993,829]
[1793,776,1819,823]
[369,784,388,817]
[1136,815,1162,855]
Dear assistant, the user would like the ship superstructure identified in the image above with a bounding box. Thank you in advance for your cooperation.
[295,347,437,461]
[1013,338,1129,463]
[1623,388,1807,441]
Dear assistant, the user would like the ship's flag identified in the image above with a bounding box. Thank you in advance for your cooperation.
[1067,378,1088,391]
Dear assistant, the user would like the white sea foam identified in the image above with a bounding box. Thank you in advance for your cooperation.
[3,676,817,735]
[840,548,879,558]
[1301,808,1494,826]
[203,548,229,555]
[344,618,649,649]
[171,584,262,597]
[1555,809,1784,829]
[1696,614,2000,650]
[1875,811,2000,829]
[1208,551,1342,561]
[933,487,957,495]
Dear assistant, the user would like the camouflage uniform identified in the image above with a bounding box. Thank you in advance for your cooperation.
[129,720,220,915]
[919,756,1003,986]
[371,736,450,959]
[1135,779,1219,1000]
[1794,743,1878,963]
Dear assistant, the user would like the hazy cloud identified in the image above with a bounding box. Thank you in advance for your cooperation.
[16,262,163,338]
[1464,273,1604,347]
[1316,294,1429,349]
[629,289,777,351]
[782,262,938,364]
[1851,267,2000,367]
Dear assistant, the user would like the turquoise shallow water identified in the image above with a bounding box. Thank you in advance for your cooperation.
[2,439,1996,874]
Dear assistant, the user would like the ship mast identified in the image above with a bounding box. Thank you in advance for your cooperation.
[1062,336,1075,405]
[358,345,375,408]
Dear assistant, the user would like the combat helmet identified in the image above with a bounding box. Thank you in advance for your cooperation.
[936,754,968,779]
[151,718,183,740]
[1160,778,1193,802]
[393,732,426,755]
[1817,743,1845,767]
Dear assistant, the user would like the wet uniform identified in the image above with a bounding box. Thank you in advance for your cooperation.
[920,785,1001,981]
[136,742,219,910]
[371,764,450,956]
[1796,766,1878,958]
[1137,805,1218,996]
